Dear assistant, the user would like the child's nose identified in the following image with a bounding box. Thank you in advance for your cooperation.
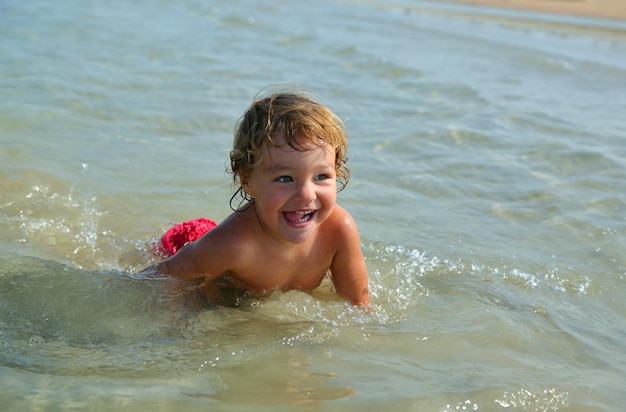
[294,181,315,203]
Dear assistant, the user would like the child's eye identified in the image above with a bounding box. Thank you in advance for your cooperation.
[276,176,293,183]
[315,174,329,181]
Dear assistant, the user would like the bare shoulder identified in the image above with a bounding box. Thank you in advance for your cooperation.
[173,210,255,278]
[195,210,255,260]
[323,205,362,257]
[325,204,360,240]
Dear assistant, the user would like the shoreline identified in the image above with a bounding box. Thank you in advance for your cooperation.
[435,0,626,21]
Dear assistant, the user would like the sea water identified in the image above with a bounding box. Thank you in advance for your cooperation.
[1,0,625,410]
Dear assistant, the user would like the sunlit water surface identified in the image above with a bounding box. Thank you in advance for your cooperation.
[1,0,626,410]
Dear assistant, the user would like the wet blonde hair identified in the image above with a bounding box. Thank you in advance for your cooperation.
[229,91,350,209]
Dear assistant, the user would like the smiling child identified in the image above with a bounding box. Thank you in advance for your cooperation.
[142,91,369,307]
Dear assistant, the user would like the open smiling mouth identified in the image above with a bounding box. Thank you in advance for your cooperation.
[283,210,316,224]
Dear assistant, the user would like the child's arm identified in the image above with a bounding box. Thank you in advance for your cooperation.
[329,209,370,307]
[139,242,208,279]
[139,225,232,280]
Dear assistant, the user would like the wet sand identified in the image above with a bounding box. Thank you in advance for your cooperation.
[439,0,626,21]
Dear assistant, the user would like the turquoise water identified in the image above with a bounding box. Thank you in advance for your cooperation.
[2,0,626,410]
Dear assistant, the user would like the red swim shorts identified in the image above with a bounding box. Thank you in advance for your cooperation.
[157,217,217,257]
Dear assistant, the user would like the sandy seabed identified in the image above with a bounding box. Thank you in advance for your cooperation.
[439,0,626,21]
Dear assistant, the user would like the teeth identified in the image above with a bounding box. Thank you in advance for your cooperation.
[286,210,314,223]
[296,211,312,222]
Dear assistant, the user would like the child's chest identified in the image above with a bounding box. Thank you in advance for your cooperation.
[248,262,329,293]
[232,235,334,293]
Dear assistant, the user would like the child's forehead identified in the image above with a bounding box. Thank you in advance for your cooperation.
[262,138,333,157]
[267,130,332,151]
[258,136,335,166]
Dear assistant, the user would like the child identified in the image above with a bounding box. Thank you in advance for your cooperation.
[142,91,370,307]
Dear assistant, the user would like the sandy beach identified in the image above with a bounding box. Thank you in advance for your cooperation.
[440,0,626,21]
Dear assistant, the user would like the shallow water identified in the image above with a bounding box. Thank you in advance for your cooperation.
[2,0,626,410]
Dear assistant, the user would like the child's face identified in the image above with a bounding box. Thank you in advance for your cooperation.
[242,133,337,244]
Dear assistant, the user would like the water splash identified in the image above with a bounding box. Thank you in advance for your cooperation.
[495,388,570,411]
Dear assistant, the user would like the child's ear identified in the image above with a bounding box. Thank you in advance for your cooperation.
[241,174,253,197]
